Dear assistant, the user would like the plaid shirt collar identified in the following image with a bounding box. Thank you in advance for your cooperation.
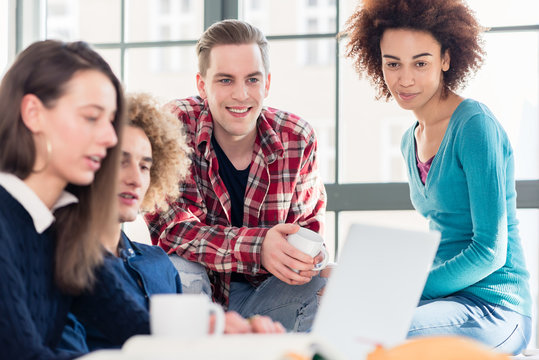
[194,100,284,164]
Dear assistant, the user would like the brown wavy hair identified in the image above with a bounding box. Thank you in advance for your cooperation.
[0,40,124,294]
[342,0,486,100]
[126,93,191,213]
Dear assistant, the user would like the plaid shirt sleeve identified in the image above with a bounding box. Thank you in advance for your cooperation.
[146,171,270,275]
[145,98,327,306]
[285,122,326,233]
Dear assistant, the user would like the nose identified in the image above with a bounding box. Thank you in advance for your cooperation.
[99,120,118,148]
[399,67,414,87]
[231,82,249,101]
[123,162,142,188]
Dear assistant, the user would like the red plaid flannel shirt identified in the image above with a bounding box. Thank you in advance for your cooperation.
[145,96,326,308]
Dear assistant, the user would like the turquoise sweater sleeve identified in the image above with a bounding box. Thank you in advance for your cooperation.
[423,113,509,297]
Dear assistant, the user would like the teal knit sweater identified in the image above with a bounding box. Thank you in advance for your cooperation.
[401,98,531,317]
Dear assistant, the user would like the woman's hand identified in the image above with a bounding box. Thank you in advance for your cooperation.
[210,311,285,334]
[247,314,286,333]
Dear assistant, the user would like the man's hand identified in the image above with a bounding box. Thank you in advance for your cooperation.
[261,223,320,285]
[298,251,326,277]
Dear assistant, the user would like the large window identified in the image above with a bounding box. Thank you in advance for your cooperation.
[239,0,539,259]
[0,0,12,77]
[9,0,539,344]
[39,0,204,101]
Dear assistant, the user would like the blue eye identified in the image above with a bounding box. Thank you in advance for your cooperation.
[219,79,231,84]
[248,78,259,83]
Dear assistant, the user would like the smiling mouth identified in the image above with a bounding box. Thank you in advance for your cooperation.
[227,107,250,114]
[89,155,101,163]
[119,193,137,200]
[398,93,418,100]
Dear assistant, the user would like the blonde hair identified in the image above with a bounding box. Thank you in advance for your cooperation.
[126,93,191,213]
[196,19,269,76]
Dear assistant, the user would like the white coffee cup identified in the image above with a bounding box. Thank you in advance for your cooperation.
[150,294,225,338]
[287,227,329,271]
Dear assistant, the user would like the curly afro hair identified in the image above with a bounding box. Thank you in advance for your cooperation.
[342,0,486,100]
[126,93,192,213]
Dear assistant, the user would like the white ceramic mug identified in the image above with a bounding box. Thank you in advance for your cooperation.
[150,294,225,338]
[287,227,329,271]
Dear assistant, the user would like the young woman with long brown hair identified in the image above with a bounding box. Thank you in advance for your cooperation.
[0,39,132,359]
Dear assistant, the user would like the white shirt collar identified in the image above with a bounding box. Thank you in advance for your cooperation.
[0,172,78,234]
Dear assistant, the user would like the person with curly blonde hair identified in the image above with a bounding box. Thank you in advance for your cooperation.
[59,93,284,352]
[122,92,192,215]
[343,0,531,354]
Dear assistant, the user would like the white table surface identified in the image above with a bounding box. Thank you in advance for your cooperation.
[76,333,352,360]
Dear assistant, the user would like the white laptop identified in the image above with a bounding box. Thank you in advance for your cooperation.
[100,223,439,360]
[311,223,440,359]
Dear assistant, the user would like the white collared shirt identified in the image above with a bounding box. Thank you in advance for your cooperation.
[0,172,78,234]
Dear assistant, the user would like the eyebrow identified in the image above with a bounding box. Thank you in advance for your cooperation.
[215,72,233,78]
[246,71,263,78]
[122,151,153,164]
[383,52,433,60]
[80,104,118,119]
[80,104,105,111]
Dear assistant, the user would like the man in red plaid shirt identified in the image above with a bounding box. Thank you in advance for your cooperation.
[145,19,327,332]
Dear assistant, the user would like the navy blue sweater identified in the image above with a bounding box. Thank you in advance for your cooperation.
[0,186,151,359]
[0,186,74,359]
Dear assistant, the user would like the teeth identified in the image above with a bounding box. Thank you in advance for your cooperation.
[120,194,135,199]
[229,108,248,114]
[90,156,100,162]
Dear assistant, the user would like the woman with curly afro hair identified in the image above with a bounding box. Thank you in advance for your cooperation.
[343,0,531,354]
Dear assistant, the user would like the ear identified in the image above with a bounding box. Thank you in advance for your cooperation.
[196,73,207,99]
[264,72,271,98]
[20,94,45,133]
[442,49,450,72]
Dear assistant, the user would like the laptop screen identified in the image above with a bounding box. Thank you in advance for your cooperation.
[312,224,440,359]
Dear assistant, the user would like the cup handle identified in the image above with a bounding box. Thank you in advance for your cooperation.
[209,302,225,336]
[313,247,329,270]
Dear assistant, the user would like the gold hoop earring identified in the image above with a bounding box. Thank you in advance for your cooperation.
[32,135,52,173]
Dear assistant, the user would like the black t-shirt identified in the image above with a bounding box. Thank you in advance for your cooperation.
[211,135,251,228]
